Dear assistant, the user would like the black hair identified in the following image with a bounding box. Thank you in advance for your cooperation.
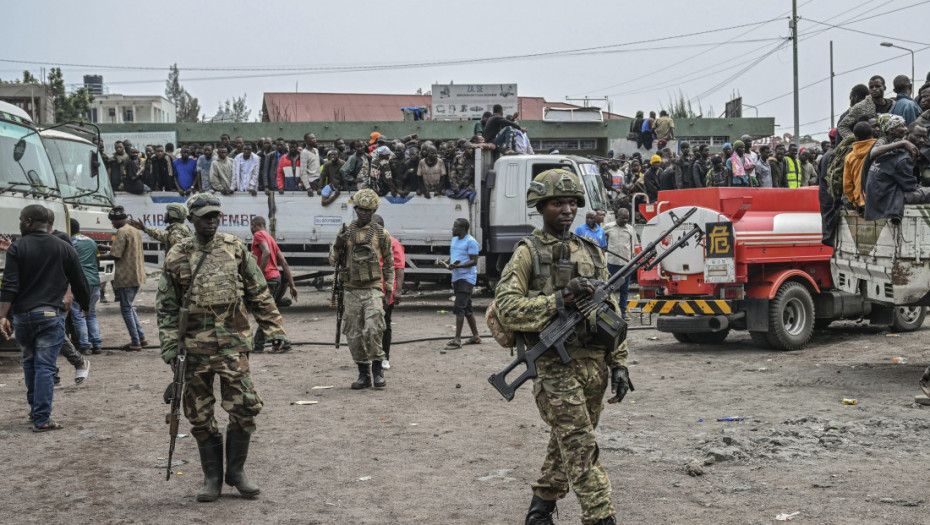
[492,104,503,113]
[455,218,470,231]
[851,84,870,100]
[659,110,668,117]
[869,75,885,85]
[70,218,80,234]
[853,121,873,141]
[22,204,50,224]
[251,216,266,227]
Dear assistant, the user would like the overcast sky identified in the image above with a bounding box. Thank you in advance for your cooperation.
[6,0,929,139]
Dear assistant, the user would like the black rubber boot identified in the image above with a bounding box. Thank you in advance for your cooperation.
[351,363,372,390]
[372,360,387,388]
[591,517,616,525]
[525,494,557,525]
[196,433,224,502]
[225,430,261,497]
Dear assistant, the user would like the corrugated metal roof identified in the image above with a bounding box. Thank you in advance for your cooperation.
[262,92,627,122]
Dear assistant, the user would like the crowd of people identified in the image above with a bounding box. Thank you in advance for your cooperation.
[101,104,544,207]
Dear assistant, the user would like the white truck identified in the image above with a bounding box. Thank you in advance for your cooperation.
[118,152,612,284]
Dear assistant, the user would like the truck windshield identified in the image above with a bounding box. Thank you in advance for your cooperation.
[578,163,606,210]
[0,119,57,191]
[44,136,115,207]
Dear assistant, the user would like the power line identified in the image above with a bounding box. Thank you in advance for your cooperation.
[803,18,929,47]
[689,41,790,103]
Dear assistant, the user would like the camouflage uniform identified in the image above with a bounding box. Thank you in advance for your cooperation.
[329,219,395,364]
[496,174,626,525]
[144,203,193,254]
[156,231,285,440]
[358,156,392,195]
[449,153,475,193]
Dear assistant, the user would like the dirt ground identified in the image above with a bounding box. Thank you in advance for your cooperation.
[2,276,930,525]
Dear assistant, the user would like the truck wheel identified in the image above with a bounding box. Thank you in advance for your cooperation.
[765,282,815,351]
[688,329,730,345]
[672,333,692,343]
[892,306,927,332]
[749,331,774,349]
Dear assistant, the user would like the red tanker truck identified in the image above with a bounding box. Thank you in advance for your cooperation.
[628,187,929,350]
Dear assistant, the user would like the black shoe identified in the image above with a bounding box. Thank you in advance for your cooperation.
[91,346,101,355]
[525,495,557,525]
[351,363,372,390]
[196,433,224,502]
[225,430,260,497]
[372,361,386,388]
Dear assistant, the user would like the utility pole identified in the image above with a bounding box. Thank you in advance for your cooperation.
[829,40,835,128]
[791,0,800,147]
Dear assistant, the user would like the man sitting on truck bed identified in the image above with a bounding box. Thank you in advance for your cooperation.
[865,121,930,223]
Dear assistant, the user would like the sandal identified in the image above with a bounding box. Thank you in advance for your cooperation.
[75,360,90,385]
[33,420,64,433]
[444,339,463,349]
[463,336,482,345]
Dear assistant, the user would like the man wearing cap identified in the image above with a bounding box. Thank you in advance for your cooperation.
[156,193,286,502]
[495,169,631,525]
[99,206,147,351]
[129,203,192,255]
[329,189,395,390]
[643,155,663,202]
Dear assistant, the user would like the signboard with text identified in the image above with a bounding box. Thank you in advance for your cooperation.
[431,83,517,120]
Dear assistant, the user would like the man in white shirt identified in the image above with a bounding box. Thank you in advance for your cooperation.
[514,129,535,155]
[231,143,260,196]
[602,208,638,320]
[300,133,321,197]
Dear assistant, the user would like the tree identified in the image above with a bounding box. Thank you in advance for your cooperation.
[48,67,93,122]
[211,95,251,123]
[661,90,702,119]
[165,63,202,122]
[22,70,37,83]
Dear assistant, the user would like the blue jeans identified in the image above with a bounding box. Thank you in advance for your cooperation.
[14,310,65,427]
[115,286,145,345]
[608,264,631,315]
[445,188,476,204]
[70,285,101,350]
[493,126,517,153]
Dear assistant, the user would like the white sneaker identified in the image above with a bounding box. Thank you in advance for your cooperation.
[382,359,390,370]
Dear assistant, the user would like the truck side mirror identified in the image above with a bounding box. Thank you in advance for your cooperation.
[90,150,100,177]
[13,139,26,162]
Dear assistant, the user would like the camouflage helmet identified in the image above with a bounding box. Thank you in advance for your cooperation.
[165,203,188,222]
[526,169,586,208]
[351,188,380,210]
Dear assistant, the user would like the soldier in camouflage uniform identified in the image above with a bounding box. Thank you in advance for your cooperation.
[329,189,395,390]
[156,193,286,503]
[128,203,192,254]
[495,170,633,525]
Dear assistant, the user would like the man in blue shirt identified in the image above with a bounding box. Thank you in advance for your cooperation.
[444,218,481,349]
[172,146,198,195]
[890,74,922,125]
[574,210,607,249]
[70,219,102,355]
[196,144,214,192]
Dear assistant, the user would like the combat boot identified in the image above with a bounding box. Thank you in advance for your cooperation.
[225,430,261,497]
[371,360,387,388]
[351,363,372,390]
[525,494,557,525]
[196,433,224,502]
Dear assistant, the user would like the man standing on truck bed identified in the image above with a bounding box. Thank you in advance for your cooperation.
[330,189,394,390]
[495,169,632,525]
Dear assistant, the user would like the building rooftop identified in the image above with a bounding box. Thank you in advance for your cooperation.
[262,92,627,122]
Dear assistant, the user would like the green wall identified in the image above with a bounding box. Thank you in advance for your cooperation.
[96,117,775,155]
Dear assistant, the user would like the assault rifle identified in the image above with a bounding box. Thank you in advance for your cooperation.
[330,227,347,349]
[165,251,208,481]
[488,207,703,401]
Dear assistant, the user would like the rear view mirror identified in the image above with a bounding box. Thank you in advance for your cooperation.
[90,150,100,177]
[13,139,26,162]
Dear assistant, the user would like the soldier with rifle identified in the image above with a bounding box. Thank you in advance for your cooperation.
[329,188,394,390]
[494,169,633,525]
[157,193,286,502]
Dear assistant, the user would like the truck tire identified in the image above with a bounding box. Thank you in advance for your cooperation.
[891,306,927,332]
[673,333,692,343]
[749,331,774,349]
[688,329,730,344]
[765,281,815,351]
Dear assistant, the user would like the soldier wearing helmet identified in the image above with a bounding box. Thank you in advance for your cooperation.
[329,188,395,390]
[494,169,631,525]
[128,203,192,255]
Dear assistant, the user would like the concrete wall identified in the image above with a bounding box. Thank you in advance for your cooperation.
[95,117,774,156]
